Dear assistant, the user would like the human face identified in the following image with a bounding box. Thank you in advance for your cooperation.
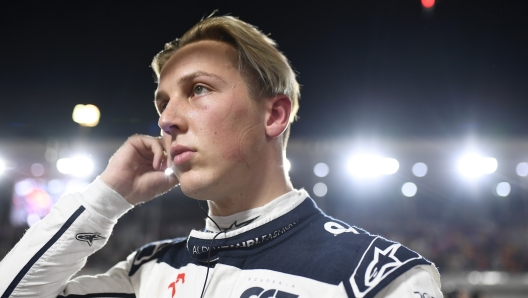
[155,40,267,201]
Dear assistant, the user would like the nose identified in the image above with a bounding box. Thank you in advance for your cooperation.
[158,99,187,136]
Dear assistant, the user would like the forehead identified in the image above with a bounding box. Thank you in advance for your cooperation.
[158,40,240,83]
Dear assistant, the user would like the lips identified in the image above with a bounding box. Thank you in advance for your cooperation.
[170,145,196,165]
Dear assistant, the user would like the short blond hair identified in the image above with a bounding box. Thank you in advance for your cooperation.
[151,16,300,145]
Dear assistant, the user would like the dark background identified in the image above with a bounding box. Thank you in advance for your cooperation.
[2,2,528,294]
[1,0,527,139]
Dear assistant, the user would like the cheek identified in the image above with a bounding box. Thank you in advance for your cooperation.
[216,112,263,164]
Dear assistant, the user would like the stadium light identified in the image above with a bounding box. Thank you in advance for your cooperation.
[72,104,101,127]
[412,162,428,177]
[401,182,418,197]
[495,182,511,197]
[0,158,5,175]
[516,162,528,177]
[457,153,497,178]
[347,154,399,178]
[313,182,328,197]
[313,163,329,177]
[56,156,94,177]
[30,163,45,177]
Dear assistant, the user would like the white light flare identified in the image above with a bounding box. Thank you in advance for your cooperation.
[457,154,497,178]
[412,162,428,177]
[495,182,511,197]
[164,167,174,176]
[284,158,291,173]
[516,162,528,177]
[72,104,101,127]
[0,159,5,175]
[313,182,328,197]
[347,154,399,178]
[31,163,45,177]
[313,163,329,177]
[56,156,94,177]
[401,182,418,197]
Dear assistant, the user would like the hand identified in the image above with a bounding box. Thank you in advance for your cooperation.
[100,135,179,205]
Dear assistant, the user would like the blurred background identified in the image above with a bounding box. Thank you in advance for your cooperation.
[1,1,527,297]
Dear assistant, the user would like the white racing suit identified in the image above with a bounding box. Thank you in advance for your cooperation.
[0,178,443,297]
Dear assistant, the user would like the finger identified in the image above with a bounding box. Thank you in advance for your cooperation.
[159,152,169,171]
[147,137,165,171]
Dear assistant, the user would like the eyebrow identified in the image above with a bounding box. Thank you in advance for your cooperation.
[155,71,227,101]
[178,71,227,85]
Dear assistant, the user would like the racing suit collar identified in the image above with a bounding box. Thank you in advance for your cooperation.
[187,189,321,263]
[204,189,308,233]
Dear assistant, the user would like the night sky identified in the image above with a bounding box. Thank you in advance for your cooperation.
[1,1,527,139]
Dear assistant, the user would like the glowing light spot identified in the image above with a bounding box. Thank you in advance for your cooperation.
[72,104,101,127]
[313,182,328,197]
[347,154,399,178]
[0,159,5,175]
[401,182,418,197]
[412,162,428,177]
[313,163,329,177]
[165,168,174,176]
[516,162,528,177]
[458,154,497,178]
[27,213,41,227]
[48,179,65,195]
[495,182,511,197]
[56,156,94,177]
[31,163,45,177]
[15,179,36,196]
[421,0,435,9]
[468,271,482,285]
[284,158,291,173]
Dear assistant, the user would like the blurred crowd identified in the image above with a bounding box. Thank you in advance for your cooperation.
[370,220,528,273]
[1,194,527,276]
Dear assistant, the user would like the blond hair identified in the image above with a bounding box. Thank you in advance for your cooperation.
[151,16,300,145]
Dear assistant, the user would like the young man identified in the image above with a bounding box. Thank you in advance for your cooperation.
[0,16,443,297]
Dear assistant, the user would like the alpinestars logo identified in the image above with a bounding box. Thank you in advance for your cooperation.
[240,287,298,298]
[75,232,105,246]
[350,237,423,297]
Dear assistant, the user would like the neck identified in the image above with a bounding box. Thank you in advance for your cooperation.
[208,153,293,216]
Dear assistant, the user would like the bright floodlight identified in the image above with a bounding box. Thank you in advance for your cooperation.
[284,158,291,173]
[56,156,94,177]
[313,182,328,197]
[313,163,329,177]
[412,162,428,177]
[164,167,174,176]
[457,154,497,178]
[516,162,528,177]
[495,182,511,197]
[0,159,5,175]
[401,182,418,197]
[347,154,399,178]
[72,104,101,127]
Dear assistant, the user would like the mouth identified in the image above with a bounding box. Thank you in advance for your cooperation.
[170,145,196,165]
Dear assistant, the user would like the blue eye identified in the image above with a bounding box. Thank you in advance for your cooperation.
[193,85,210,96]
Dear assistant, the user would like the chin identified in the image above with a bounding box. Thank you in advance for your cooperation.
[178,174,218,201]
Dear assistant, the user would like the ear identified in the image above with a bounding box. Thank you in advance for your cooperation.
[265,94,292,138]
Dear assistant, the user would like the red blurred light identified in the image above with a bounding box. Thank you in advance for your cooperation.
[421,0,435,9]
